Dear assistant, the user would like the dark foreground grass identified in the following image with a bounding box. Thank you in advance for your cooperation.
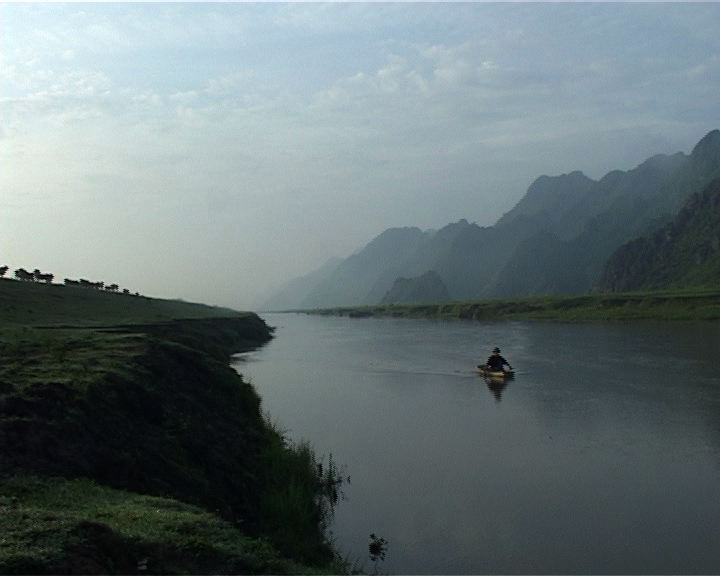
[0,279,345,573]
[307,288,720,322]
[0,476,319,575]
[258,424,344,565]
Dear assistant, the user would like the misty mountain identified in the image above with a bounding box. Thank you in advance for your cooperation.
[298,227,432,308]
[495,170,596,232]
[380,271,450,305]
[363,219,475,304]
[597,178,720,292]
[261,257,342,311]
[265,129,720,308]
[433,172,596,299]
[491,130,720,296]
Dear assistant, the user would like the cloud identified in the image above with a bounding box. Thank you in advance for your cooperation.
[203,72,255,98]
[2,2,720,308]
[168,90,198,104]
[2,66,112,131]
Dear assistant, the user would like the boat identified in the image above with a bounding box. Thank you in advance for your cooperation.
[477,365,514,379]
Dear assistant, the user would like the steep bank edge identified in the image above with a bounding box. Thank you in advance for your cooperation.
[0,314,341,573]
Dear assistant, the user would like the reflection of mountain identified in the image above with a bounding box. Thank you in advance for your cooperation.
[265,130,720,309]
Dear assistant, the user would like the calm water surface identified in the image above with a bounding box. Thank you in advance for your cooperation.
[233,313,720,574]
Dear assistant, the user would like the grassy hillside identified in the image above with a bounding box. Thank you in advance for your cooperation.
[0,277,240,326]
[0,279,343,574]
[307,288,720,322]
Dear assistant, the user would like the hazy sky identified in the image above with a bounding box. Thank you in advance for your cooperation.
[2,3,719,309]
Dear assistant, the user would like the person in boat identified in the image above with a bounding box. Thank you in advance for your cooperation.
[485,347,512,373]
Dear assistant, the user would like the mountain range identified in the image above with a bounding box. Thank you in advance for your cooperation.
[598,177,720,292]
[264,129,720,310]
[380,270,450,305]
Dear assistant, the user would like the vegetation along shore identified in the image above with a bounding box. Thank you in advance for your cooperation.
[303,288,720,322]
[0,277,344,574]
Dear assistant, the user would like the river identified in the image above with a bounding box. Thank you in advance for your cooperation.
[232,313,720,574]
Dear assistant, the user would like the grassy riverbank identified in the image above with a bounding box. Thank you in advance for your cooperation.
[0,278,342,574]
[306,288,720,322]
[0,276,241,327]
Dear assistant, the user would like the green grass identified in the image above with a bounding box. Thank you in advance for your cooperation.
[0,329,145,393]
[307,287,720,322]
[0,278,242,327]
[0,475,321,574]
[258,422,344,565]
[0,279,344,573]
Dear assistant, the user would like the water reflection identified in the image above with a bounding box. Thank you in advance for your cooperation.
[485,376,510,402]
[368,533,388,575]
[239,314,720,574]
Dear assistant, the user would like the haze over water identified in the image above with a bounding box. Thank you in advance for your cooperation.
[235,314,720,574]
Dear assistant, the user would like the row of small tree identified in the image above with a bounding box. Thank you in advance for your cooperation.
[64,278,138,296]
[0,265,140,296]
[11,267,54,283]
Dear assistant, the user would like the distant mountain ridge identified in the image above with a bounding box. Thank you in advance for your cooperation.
[261,257,341,311]
[598,177,720,292]
[298,226,432,309]
[263,130,720,309]
[488,149,694,297]
[380,270,450,305]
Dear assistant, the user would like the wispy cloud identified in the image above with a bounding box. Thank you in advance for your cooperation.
[1,3,719,307]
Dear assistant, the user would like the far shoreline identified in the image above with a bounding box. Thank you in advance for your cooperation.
[289,288,720,322]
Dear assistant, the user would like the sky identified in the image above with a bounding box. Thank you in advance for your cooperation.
[2,3,720,309]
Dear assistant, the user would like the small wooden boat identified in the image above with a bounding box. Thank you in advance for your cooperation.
[477,365,514,379]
